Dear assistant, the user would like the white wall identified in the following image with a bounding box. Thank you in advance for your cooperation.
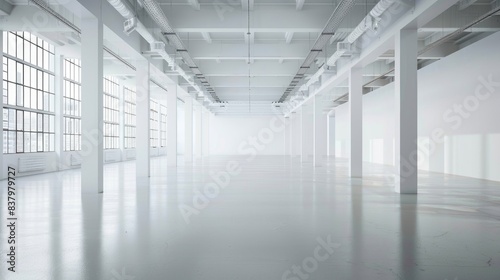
[209,115,286,155]
[335,32,500,182]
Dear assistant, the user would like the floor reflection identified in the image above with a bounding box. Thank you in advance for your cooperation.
[0,156,499,280]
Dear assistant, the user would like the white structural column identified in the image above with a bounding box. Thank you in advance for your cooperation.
[193,105,202,158]
[0,31,3,177]
[292,112,300,157]
[81,16,103,194]
[284,117,290,155]
[300,105,313,162]
[327,112,335,157]
[313,95,327,166]
[119,84,125,153]
[136,60,150,179]
[395,28,418,194]
[202,109,210,156]
[289,115,294,156]
[184,98,193,162]
[349,67,363,178]
[54,52,64,168]
[167,85,178,166]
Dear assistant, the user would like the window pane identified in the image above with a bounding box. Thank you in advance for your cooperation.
[8,131,15,153]
[44,133,49,152]
[31,112,36,131]
[16,110,23,131]
[30,132,36,152]
[24,111,30,132]
[37,133,43,151]
[16,132,23,153]
[24,132,30,152]
[8,82,15,105]
[8,109,15,130]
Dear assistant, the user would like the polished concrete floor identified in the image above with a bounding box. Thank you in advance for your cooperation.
[1,155,500,280]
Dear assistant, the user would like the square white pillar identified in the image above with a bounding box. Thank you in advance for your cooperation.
[301,105,313,163]
[202,110,210,156]
[292,112,300,157]
[327,113,335,157]
[136,60,150,179]
[81,16,103,194]
[313,95,327,166]
[0,31,3,177]
[284,117,290,156]
[289,115,294,156]
[194,105,202,158]
[184,98,193,162]
[349,67,363,178]
[395,28,418,194]
[54,53,64,165]
[167,85,178,167]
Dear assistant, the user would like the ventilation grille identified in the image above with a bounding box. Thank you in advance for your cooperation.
[105,152,120,162]
[18,157,46,173]
[70,154,82,166]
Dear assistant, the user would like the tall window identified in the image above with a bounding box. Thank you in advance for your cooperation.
[2,31,56,154]
[160,105,167,147]
[150,100,158,148]
[124,87,136,149]
[103,77,120,149]
[63,58,81,151]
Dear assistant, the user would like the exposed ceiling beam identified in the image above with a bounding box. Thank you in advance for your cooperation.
[296,0,305,10]
[187,0,200,10]
[197,60,301,76]
[195,56,305,60]
[185,41,311,59]
[201,32,212,44]
[458,0,479,10]
[163,4,495,33]
[0,0,13,15]
[424,31,453,46]
[285,32,294,44]
[241,0,254,10]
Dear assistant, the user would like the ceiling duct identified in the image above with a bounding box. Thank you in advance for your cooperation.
[106,0,220,103]
[327,0,397,66]
[141,0,221,102]
[30,0,136,71]
[330,3,500,111]
[277,0,357,102]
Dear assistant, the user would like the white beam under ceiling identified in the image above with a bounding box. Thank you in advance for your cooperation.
[163,4,496,33]
[296,0,305,10]
[458,0,479,10]
[185,41,311,60]
[0,0,13,15]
